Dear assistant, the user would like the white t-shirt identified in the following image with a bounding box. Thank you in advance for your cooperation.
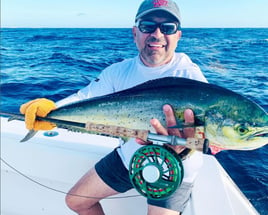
[56,53,207,183]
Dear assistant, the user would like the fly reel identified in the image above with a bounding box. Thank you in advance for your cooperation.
[129,145,184,200]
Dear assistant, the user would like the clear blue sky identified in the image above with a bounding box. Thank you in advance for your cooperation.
[2,0,268,28]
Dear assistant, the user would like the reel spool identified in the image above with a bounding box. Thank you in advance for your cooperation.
[129,145,184,200]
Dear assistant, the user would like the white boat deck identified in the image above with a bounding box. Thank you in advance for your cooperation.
[1,117,259,215]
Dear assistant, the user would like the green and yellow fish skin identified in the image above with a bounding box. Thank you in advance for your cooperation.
[46,77,268,154]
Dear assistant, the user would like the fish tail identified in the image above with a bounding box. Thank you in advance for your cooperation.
[20,130,38,142]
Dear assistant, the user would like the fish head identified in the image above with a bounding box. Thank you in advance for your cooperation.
[205,106,268,155]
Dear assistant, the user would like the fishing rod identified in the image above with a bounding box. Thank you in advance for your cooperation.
[2,111,209,200]
[1,112,209,153]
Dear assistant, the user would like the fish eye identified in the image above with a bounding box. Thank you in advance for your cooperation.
[235,124,249,135]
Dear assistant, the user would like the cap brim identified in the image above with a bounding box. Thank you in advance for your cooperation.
[135,8,180,23]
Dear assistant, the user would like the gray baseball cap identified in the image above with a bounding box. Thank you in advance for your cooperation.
[135,0,181,23]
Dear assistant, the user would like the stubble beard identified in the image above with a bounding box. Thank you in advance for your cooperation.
[141,48,172,67]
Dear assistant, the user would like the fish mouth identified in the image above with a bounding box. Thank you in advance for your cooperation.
[247,131,268,140]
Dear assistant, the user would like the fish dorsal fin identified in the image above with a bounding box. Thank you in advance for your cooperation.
[56,77,227,110]
[130,77,207,91]
[132,77,267,115]
[58,77,202,108]
[57,77,267,118]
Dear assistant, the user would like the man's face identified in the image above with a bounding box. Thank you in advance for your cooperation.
[133,12,181,67]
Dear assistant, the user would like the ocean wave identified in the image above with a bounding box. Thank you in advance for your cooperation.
[28,52,108,73]
[25,34,66,42]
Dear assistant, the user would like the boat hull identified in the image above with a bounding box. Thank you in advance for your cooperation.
[1,117,259,215]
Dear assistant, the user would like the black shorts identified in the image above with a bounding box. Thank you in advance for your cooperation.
[95,148,193,212]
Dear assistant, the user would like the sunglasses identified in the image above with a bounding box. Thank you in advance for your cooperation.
[137,20,180,35]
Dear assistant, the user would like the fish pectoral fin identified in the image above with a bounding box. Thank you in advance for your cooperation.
[20,130,38,142]
[209,144,227,155]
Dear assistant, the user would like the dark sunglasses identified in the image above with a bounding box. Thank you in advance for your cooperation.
[137,20,180,35]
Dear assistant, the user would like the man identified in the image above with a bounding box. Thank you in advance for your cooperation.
[20,0,207,214]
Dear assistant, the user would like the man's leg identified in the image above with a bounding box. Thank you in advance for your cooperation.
[148,205,181,215]
[147,182,193,215]
[65,167,119,215]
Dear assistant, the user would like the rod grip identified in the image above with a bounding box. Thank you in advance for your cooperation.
[85,122,149,141]
[186,138,209,153]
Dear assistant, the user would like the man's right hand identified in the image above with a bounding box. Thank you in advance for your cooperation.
[20,98,57,130]
[150,104,195,154]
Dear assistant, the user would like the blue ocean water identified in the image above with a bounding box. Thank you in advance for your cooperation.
[1,28,268,214]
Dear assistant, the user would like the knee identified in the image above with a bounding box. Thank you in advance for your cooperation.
[65,193,103,214]
[65,193,81,212]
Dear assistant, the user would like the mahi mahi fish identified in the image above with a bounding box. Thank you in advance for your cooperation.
[4,77,268,154]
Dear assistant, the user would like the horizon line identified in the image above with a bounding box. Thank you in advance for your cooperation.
[2,26,268,29]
